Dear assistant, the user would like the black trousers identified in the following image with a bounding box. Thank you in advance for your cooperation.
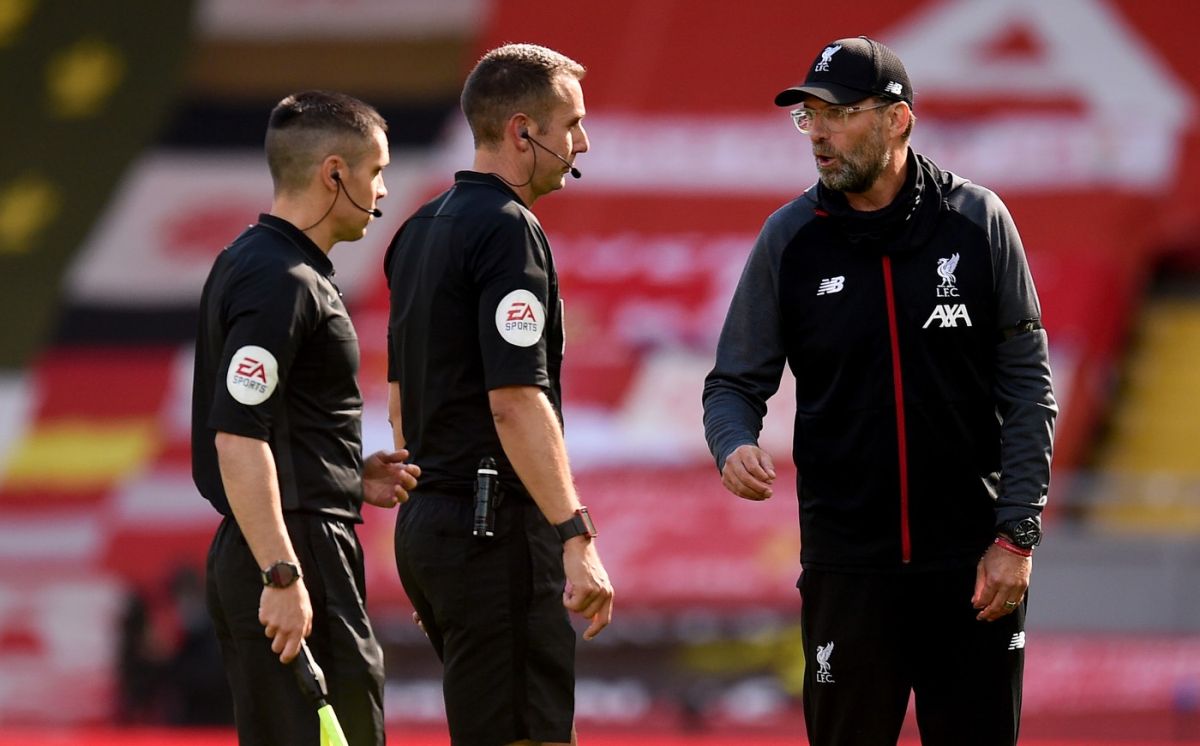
[206,514,386,746]
[395,492,576,746]
[799,565,1025,746]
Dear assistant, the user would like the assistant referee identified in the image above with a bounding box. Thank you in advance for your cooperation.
[192,90,419,745]
[384,44,614,746]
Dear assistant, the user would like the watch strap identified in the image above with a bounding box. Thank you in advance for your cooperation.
[554,507,596,543]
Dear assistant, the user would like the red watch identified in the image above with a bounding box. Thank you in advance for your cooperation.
[554,507,597,543]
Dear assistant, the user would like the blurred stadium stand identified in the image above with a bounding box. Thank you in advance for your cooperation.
[1,0,1200,741]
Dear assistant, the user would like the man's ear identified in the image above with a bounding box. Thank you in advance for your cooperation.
[891,104,912,137]
[319,155,344,188]
[510,115,532,149]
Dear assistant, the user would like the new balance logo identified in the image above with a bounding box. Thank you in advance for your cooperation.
[922,304,973,328]
[816,276,845,296]
[1008,632,1026,651]
[885,81,904,96]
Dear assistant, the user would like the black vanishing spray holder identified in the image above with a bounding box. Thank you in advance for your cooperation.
[473,457,499,538]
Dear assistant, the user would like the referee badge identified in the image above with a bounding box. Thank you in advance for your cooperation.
[495,289,545,347]
[226,345,279,405]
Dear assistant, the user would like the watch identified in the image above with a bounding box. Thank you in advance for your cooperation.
[998,517,1042,550]
[261,561,302,588]
[554,507,597,543]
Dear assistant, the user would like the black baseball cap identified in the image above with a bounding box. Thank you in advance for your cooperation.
[775,36,913,108]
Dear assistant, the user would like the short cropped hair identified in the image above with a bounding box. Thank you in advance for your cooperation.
[265,90,387,194]
[461,43,585,148]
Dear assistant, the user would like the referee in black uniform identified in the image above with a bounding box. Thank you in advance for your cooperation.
[384,44,614,746]
[192,90,420,746]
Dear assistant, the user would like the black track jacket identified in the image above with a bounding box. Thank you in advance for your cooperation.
[703,150,1056,571]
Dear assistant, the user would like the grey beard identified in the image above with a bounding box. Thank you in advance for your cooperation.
[818,136,892,195]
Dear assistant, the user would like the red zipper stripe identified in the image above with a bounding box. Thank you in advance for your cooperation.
[881,256,912,563]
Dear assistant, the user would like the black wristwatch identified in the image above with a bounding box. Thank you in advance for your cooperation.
[261,561,302,588]
[997,517,1042,550]
[554,507,597,543]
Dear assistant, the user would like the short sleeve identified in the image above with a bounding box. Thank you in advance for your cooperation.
[206,260,316,440]
[472,211,552,391]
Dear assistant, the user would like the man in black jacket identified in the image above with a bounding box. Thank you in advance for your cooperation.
[702,36,1056,746]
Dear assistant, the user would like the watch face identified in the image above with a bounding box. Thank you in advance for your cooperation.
[578,507,597,537]
[1010,518,1042,549]
[264,562,301,588]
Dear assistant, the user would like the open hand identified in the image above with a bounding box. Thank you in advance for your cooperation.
[362,449,421,508]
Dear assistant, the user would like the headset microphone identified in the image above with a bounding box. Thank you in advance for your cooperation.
[332,171,383,217]
[521,131,582,179]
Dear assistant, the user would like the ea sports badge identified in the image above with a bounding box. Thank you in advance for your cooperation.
[495,289,544,347]
[226,345,279,405]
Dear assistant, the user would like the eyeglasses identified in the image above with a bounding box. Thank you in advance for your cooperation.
[790,101,894,134]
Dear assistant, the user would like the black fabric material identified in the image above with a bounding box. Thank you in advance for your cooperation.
[703,151,1056,571]
[778,157,997,569]
[206,514,385,746]
[775,35,914,107]
[383,171,564,502]
[192,214,365,521]
[799,567,1024,746]
[395,492,575,746]
[815,148,931,252]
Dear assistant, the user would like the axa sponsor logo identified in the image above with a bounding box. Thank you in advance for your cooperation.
[936,253,960,297]
[816,641,835,684]
[816,276,845,296]
[923,304,973,328]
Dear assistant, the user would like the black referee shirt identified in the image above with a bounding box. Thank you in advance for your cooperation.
[192,214,365,521]
[384,171,564,500]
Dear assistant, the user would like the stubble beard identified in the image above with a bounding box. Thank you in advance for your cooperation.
[816,125,891,195]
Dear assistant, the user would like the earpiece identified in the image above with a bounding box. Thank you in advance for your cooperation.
[332,169,382,217]
[521,130,582,179]
[302,167,382,228]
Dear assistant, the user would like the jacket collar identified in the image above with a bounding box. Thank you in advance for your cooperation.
[815,148,943,255]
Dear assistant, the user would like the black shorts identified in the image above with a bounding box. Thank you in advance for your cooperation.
[395,492,575,746]
[206,514,386,746]
[799,565,1025,746]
